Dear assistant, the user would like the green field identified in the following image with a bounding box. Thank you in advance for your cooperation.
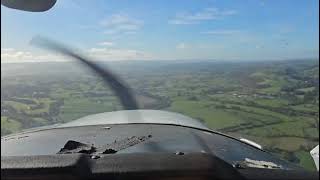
[1,60,319,170]
[1,116,22,135]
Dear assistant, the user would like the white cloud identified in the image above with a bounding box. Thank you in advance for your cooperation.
[100,14,143,35]
[99,41,114,46]
[1,49,33,59]
[278,25,295,34]
[259,0,266,6]
[202,30,242,35]
[1,48,65,63]
[176,43,188,49]
[169,8,237,25]
[255,45,264,49]
[1,45,155,63]
[88,47,154,61]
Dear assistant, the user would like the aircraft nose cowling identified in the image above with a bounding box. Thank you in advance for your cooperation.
[58,110,210,130]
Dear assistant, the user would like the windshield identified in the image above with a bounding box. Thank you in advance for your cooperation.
[1,0,319,171]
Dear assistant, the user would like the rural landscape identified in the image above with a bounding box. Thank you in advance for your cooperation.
[1,59,319,170]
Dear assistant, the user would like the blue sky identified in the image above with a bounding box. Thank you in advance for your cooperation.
[1,0,319,62]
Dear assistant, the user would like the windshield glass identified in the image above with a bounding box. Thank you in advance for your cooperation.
[1,0,319,171]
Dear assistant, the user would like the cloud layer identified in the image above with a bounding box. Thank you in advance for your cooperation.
[1,47,154,62]
[169,8,237,25]
[176,43,188,49]
[88,47,153,61]
[100,14,143,35]
[201,30,242,35]
[99,41,114,46]
[1,48,63,62]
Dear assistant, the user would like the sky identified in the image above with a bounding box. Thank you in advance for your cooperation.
[1,0,319,62]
